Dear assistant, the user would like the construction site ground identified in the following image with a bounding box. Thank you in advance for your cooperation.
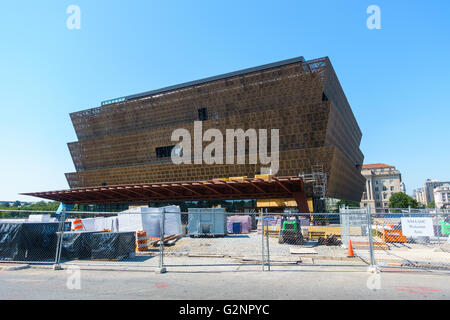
[49,231,449,270]
[49,231,367,268]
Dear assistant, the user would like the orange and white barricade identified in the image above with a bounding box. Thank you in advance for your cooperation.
[73,219,84,231]
[136,230,148,252]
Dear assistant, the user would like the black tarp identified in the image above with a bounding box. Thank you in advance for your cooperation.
[91,232,135,259]
[0,223,22,261]
[0,222,59,261]
[61,231,97,260]
[0,223,136,262]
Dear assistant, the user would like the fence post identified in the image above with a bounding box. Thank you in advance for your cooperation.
[261,209,265,272]
[265,209,270,271]
[53,208,66,270]
[340,206,348,249]
[157,209,167,274]
[366,206,376,268]
[435,209,441,248]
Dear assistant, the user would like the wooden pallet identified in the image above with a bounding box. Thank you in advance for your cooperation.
[308,231,326,239]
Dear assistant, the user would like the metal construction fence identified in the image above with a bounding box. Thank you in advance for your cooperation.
[0,208,448,272]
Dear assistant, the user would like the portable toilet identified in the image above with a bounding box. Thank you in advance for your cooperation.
[188,208,227,237]
[232,222,241,234]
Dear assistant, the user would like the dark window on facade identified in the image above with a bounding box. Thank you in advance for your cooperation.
[322,92,329,102]
[198,108,208,121]
[156,145,175,158]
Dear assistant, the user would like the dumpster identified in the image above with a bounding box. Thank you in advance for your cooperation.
[188,208,227,237]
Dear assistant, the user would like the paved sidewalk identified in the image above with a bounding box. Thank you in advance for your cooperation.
[0,263,448,300]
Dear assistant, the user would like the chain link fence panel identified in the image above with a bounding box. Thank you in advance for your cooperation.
[369,211,449,270]
[2,208,448,272]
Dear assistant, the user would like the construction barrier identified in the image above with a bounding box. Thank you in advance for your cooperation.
[0,209,448,272]
[73,219,83,231]
[136,230,148,252]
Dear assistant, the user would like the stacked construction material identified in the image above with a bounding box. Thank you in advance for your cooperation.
[27,214,56,223]
[117,205,182,237]
[226,215,252,234]
[79,216,119,232]
[257,217,282,237]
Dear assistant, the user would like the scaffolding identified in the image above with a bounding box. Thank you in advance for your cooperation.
[300,165,327,213]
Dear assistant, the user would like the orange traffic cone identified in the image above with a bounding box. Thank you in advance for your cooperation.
[347,240,355,258]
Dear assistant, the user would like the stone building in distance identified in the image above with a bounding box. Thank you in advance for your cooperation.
[360,163,405,212]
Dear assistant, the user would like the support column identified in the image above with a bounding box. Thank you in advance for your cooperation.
[293,191,310,213]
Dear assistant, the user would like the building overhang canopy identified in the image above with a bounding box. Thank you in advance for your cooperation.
[22,176,307,205]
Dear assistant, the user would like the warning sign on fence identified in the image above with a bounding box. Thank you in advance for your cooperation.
[401,217,434,237]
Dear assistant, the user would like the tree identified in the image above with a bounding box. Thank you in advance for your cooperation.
[330,200,360,213]
[426,201,435,209]
[336,200,360,208]
[388,192,419,209]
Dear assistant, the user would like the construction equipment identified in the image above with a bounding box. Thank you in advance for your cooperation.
[278,215,304,245]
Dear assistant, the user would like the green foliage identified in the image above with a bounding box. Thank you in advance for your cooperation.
[388,192,419,209]
[331,200,360,213]
[336,200,360,208]
[426,201,436,208]
[24,201,60,211]
[0,201,61,219]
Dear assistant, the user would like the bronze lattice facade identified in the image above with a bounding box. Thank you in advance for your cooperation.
[66,56,365,202]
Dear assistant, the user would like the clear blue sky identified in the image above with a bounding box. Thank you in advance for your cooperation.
[0,0,449,201]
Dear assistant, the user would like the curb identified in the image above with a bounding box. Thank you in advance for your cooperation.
[2,264,30,271]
